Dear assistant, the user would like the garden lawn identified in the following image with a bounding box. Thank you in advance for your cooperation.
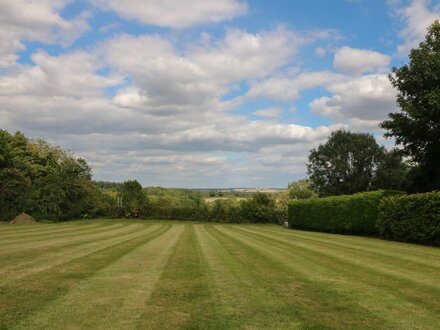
[0,220,439,329]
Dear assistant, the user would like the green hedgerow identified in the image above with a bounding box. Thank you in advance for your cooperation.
[377,191,440,245]
[288,190,403,235]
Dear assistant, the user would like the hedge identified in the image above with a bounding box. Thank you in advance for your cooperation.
[377,192,440,245]
[288,190,403,235]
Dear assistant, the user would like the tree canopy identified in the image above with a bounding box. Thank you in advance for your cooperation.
[288,179,318,200]
[380,21,440,192]
[119,180,145,218]
[0,130,107,220]
[307,130,405,196]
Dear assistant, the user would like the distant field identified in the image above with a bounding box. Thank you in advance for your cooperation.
[1,220,439,329]
[203,197,248,203]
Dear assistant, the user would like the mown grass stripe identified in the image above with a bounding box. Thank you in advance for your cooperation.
[226,225,440,295]
[0,221,106,240]
[0,224,125,254]
[0,223,166,287]
[0,222,119,248]
[207,224,391,329]
[219,225,440,329]
[0,223,145,269]
[0,224,171,329]
[0,221,91,235]
[262,225,440,258]
[235,225,440,284]
[0,223,159,284]
[136,225,212,329]
[196,224,308,329]
[1,220,439,329]
[14,225,185,330]
[258,226,440,269]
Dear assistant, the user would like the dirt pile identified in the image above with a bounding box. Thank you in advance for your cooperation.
[10,213,39,224]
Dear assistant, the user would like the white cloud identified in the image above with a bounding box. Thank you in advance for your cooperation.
[247,71,346,101]
[97,26,309,117]
[0,0,90,68]
[0,0,406,187]
[189,26,306,82]
[390,0,440,56]
[99,34,218,114]
[0,51,120,98]
[90,0,247,28]
[333,46,391,75]
[310,74,397,123]
[0,25,339,187]
[254,107,283,118]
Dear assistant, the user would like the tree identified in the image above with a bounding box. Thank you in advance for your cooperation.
[0,131,33,219]
[0,130,100,220]
[380,21,440,192]
[239,193,277,223]
[288,179,318,200]
[119,180,145,218]
[372,149,408,190]
[307,130,384,196]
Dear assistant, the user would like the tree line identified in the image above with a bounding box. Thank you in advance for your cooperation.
[0,130,111,220]
[0,134,286,223]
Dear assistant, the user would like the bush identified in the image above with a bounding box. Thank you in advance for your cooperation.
[377,192,440,245]
[288,190,403,235]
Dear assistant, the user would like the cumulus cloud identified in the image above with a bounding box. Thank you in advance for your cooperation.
[97,26,310,117]
[333,46,391,75]
[90,0,247,28]
[1,1,404,187]
[0,0,90,68]
[247,71,346,101]
[0,51,121,98]
[254,107,283,118]
[188,26,307,82]
[310,74,397,123]
[390,0,440,56]
[0,24,339,187]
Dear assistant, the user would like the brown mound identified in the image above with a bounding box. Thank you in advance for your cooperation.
[10,213,39,224]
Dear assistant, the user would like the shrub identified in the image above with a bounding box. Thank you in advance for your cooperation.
[377,192,440,245]
[288,190,403,235]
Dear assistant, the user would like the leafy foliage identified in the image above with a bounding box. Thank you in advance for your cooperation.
[288,190,403,235]
[377,192,440,245]
[380,21,440,192]
[141,187,206,220]
[119,180,145,218]
[0,130,108,220]
[307,130,404,196]
[94,181,123,190]
[372,149,408,190]
[137,188,284,224]
[288,179,318,200]
[238,192,283,223]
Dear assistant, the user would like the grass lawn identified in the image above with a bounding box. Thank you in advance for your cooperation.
[0,220,439,329]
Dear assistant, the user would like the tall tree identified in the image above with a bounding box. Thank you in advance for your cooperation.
[119,180,145,217]
[307,130,384,196]
[288,179,318,200]
[0,130,100,220]
[380,21,440,192]
[372,149,408,191]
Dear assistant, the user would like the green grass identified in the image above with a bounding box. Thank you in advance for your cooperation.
[0,220,439,329]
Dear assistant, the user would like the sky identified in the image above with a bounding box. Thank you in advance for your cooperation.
[0,0,439,188]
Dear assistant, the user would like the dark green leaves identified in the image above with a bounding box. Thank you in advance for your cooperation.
[381,21,440,191]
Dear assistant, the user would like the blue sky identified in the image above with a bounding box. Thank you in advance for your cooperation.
[1,0,439,187]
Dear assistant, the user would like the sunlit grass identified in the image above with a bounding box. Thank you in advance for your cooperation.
[0,220,439,329]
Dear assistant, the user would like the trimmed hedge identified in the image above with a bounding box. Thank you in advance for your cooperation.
[288,190,403,235]
[377,192,440,245]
